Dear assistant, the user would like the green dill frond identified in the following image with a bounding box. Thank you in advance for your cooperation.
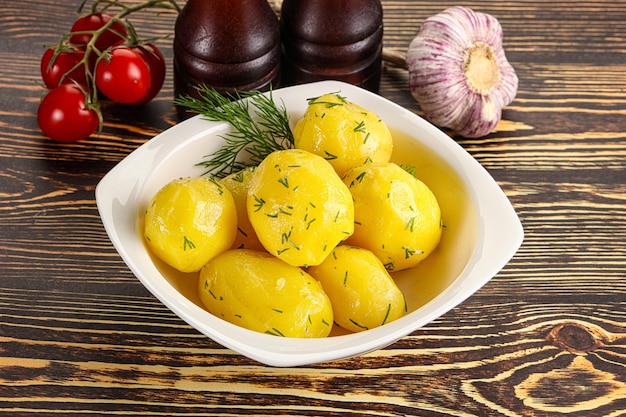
[174,85,295,178]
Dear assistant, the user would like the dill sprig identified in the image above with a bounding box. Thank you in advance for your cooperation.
[174,85,295,178]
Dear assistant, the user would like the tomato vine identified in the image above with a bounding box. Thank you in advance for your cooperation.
[39,0,181,142]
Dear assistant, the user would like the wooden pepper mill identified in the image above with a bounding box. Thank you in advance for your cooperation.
[279,0,384,92]
[173,0,281,116]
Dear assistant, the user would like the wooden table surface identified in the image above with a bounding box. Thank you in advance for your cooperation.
[1,0,625,415]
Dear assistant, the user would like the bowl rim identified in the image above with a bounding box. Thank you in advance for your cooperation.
[96,80,523,367]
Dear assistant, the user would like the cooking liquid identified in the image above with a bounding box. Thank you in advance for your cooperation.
[144,129,478,337]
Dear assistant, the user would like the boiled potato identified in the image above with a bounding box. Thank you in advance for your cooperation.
[308,245,406,332]
[247,148,354,267]
[144,177,237,273]
[220,167,264,250]
[198,249,334,338]
[293,93,393,177]
[343,163,442,271]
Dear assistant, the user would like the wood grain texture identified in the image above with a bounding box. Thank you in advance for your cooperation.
[1,0,625,415]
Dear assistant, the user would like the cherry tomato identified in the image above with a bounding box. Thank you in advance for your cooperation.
[95,47,150,104]
[135,43,166,104]
[38,84,100,142]
[95,44,166,105]
[70,13,127,51]
[40,47,88,89]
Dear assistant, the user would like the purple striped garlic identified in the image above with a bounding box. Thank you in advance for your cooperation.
[406,6,518,138]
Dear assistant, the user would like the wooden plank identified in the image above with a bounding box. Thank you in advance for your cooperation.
[0,0,624,415]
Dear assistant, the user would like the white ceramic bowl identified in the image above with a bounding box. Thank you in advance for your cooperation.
[96,80,523,367]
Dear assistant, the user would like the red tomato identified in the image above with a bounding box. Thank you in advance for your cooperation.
[38,84,100,142]
[135,43,166,104]
[95,47,150,104]
[70,13,127,51]
[40,47,88,89]
[95,44,166,105]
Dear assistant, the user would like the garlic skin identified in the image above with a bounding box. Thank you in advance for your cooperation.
[406,6,518,138]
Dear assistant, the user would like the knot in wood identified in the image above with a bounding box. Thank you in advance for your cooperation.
[547,322,603,353]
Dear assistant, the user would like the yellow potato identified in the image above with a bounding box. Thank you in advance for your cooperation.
[144,177,237,273]
[293,93,393,177]
[343,163,442,271]
[308,245,406,332]
[198,249,334,338]
[220,167,264,250]
[247,148,354,267]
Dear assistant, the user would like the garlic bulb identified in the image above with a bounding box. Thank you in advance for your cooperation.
[406,6,518,138]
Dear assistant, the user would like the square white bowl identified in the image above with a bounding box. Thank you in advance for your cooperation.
[96,80,523,367]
